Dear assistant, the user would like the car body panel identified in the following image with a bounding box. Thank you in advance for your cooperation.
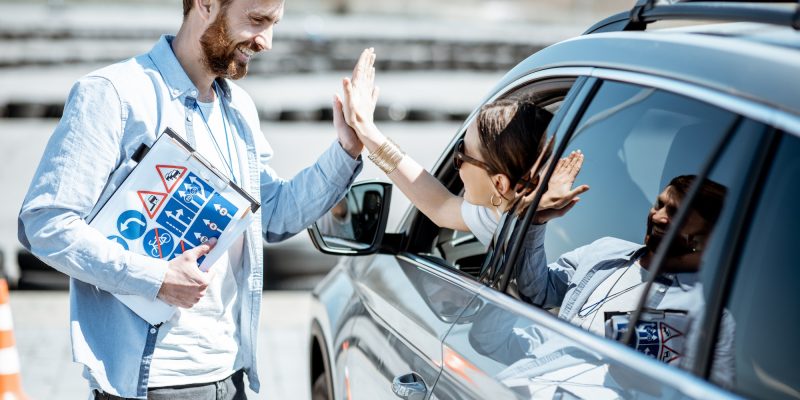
[343,253,480,399]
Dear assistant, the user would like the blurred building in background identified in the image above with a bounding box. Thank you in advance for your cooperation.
[0,0,632,289]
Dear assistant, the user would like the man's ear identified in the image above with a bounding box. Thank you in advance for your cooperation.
[492,174,513,198]
[197,0,214,21]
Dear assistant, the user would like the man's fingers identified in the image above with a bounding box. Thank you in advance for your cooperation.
[343,77,351,91]
[333,94,342,110]
[204,265,219,283]
[353,50,365,80]
[184,238,215,261]
[342,77,353,100]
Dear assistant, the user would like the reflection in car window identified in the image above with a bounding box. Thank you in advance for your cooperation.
[724,133,800,400]
[455,297,691,399]
[544,81,738,256]
[510,80,762,383]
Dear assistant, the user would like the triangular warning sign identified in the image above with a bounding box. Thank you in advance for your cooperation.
[660,322,684,344]
[156,165,187,193]
[137,191,168,219]
[660,343,682,364]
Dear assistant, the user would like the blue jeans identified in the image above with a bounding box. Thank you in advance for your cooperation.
[94,370,246,400]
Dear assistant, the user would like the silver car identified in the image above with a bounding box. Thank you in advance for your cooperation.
[307,1,800,399]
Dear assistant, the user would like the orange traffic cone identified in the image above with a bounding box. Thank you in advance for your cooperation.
[0,278,29,400]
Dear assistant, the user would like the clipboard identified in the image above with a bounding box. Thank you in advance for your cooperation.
[88,128,260,325]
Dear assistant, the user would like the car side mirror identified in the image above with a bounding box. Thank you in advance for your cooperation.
[307,181,392,255]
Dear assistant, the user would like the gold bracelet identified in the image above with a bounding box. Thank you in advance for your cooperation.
[368,138,405,174]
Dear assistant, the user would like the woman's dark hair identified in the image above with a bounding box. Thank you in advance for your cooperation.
[476,99,553,185]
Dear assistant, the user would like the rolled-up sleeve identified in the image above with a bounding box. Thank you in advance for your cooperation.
[259,138,363,243]
[18,76,167,299]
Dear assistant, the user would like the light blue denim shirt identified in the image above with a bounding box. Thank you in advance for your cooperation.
[17,35,362,398]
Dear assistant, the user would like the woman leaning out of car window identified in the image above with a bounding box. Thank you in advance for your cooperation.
[335,48,590,247]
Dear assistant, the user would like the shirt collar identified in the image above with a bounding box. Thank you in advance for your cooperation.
[148,35,232,102]
[624,246,648,261]
[627,245,698,291]
[665,272,699,291]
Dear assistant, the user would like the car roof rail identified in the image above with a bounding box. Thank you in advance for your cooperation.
[584,0,800,34]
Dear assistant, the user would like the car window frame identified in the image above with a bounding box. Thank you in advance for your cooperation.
[482,76,601,292]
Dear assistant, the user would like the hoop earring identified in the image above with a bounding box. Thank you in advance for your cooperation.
[490,194,502,207]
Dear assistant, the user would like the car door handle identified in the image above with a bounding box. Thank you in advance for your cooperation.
[391,372,427,400]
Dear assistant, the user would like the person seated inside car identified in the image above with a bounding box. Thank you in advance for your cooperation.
[510,175,735,387]
[335,48,588,248]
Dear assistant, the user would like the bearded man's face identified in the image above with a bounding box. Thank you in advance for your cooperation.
[200,8,256,80]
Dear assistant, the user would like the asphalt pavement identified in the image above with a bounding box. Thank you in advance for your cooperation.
[10,290,314,400]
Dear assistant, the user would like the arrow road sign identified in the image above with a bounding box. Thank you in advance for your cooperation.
[107,235,129,250]
[116,210,147,240]
[175,172,215,212]
[213,203,233,219]
[203,219,223,233]
[156,197,196,237]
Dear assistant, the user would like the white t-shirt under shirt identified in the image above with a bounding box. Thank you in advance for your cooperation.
[460,200,500,247]
[148,97,245,387]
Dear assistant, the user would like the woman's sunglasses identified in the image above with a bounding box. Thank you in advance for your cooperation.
[453,138,494,172]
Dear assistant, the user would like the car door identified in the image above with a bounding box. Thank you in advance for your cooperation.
[340,125,486,400]
[343,72,583,400]
[433,72,773,399]
[344,254,481,399]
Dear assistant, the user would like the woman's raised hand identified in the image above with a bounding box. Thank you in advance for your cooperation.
[532,150,590,224]
[342,48,380,132]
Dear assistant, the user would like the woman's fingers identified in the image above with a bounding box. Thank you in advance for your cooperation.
[565,184,590,201]
[372,85,380,103]
[568,151,584,175]
[353,48,375,85]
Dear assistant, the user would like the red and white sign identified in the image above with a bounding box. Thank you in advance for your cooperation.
[156,165,187,193]
[137,190,167,219]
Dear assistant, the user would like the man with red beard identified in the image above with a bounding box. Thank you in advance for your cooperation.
[18,0,364,398]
